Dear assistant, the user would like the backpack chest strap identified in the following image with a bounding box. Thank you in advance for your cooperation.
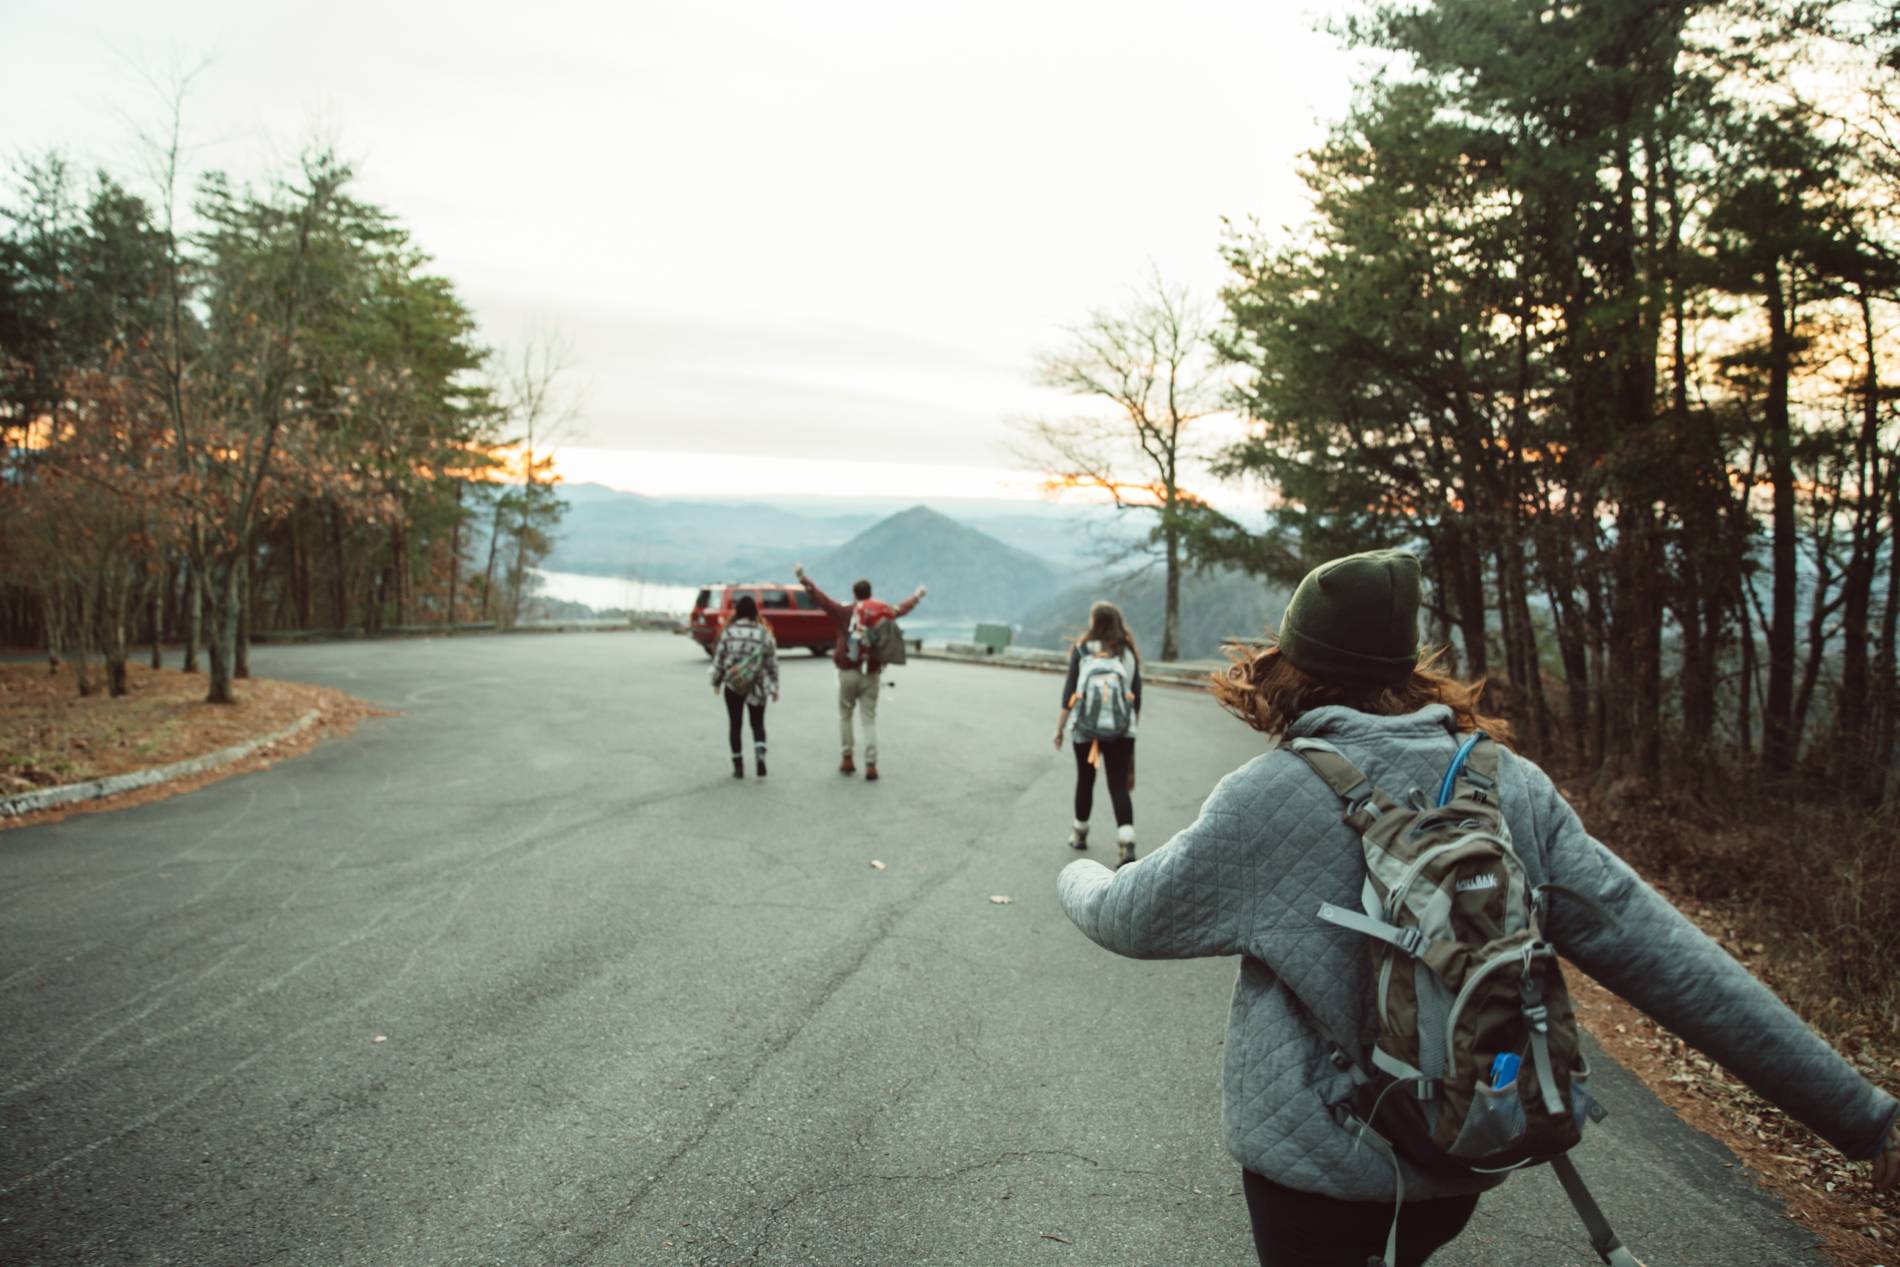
[1317,902,1461,978]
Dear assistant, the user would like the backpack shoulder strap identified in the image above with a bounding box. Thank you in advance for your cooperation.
[1287,738,1370,800]
[1439,732,1500,805]
[1288,738,1396,833]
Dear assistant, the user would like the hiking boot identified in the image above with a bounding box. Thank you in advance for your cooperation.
[839,756,857,775]
[756,757,768,778]
[731,756,744,779]
[1115,827,1136,868]
[1068,822,1089,851]
[865,763,879,782]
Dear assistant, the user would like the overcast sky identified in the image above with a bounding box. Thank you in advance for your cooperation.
[3,0,1364,501]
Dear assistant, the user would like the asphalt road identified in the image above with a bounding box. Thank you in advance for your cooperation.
[0,632,1829,1266]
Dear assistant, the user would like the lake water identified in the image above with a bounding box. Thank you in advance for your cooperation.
[534,570,703,614]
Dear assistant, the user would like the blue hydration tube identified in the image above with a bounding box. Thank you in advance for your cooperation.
[1436,733,1485,806]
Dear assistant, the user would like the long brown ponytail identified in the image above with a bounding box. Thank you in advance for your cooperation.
[1080,601,1137,661]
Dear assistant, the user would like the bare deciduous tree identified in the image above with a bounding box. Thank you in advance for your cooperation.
[1021,272,1223,661]
[495,329,580,627]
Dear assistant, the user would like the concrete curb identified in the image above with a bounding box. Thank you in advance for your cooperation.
[251,619,681,644]
[0,709,323,819]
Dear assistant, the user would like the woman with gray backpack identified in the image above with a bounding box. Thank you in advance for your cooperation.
[709,594,779,779]
[1056,549,1898,1266]
[1053,602,1143,867]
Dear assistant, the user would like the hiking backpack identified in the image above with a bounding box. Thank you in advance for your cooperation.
[849,601,907,668]
[1073,651,1134,741]
[866,614,907,667]
[1290,732,1640,1267]
[721,630,768,697]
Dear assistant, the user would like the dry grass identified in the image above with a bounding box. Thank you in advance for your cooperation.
[1561,780,1900,1266]
[0,661,382,829]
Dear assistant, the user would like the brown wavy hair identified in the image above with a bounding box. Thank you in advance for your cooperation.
[1210,642,1511,743]
[1079,601,1138,661]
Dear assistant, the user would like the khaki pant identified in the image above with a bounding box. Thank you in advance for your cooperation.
[837,667,881,763]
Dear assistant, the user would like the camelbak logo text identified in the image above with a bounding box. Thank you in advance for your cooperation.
[1455,873,1499,894]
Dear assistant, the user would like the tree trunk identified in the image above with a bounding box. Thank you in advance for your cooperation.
[205,557,240,705]
[150,561,165,670]
[42,593,64,675]
[324,502,346,630]
[184,543,203,673]
[447,480,463,624]
[1161,521,1182,662]
[1834,292,1885,800]
[1873,475,1900,799]
[70,582,97,698]
[235,543,253,680]
[1736,570,1759,759]
[1762,264,1798,774]
[1447,523,1488,680]
[1586,561,1610,772]
[509,504,530,629]
[480,496,504,623]
[391,519,408,628]
[1539,524,1592,761]
[104,565,132,698]
[291,511,314,630]
[1499,534,1550,751]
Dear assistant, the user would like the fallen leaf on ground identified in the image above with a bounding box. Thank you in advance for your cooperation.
[372,1035,387,1044]
[869,860,886,870]
[990,895,1013,905]
[1039,1232,1072,1245]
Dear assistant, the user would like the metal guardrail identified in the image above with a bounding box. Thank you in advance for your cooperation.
[911,642,1220,689]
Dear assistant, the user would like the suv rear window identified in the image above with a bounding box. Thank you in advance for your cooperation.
[791,590,816,610]
[759,589,793,609]
[694,588,718,612]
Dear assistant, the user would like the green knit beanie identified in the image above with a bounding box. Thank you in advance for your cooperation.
[1277,549,1422,686]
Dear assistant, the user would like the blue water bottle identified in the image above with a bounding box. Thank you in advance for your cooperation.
[1489,1052,1521,1089]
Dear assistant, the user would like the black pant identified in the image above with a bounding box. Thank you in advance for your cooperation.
[1242,1170,1480,1267]
[1072,738,1134,827]
[724,688,766,754]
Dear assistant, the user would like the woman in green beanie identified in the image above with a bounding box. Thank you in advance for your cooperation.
[1056,549,1899,1267]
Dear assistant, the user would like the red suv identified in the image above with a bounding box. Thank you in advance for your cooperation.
[690,582,836,656]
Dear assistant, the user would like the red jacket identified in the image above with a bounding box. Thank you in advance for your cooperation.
[800,577,922,671]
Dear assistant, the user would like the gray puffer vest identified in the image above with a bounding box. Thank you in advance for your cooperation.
[1057,704,1898,1200]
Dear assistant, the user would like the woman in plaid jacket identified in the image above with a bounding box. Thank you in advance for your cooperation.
[709,594,779,778]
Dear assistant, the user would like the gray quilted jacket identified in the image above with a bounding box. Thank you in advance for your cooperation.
[1057,703,1898,1201]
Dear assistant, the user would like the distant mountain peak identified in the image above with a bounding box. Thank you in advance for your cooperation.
[807,505,1064,620]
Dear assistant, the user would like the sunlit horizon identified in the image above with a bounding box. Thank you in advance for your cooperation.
[552,444,1257,510]
[551,445,1047,502]
[3,2,1360,505]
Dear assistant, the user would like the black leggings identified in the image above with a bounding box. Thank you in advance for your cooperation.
[1241,1170,1480,1267]
[724,688,766,754]
[1072,738,1134,827]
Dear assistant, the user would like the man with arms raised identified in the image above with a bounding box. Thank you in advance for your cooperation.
[795,564,925,782]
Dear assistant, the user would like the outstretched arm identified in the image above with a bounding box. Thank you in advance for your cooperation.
[1057,762,1263,960]
[793,564,848,621]
[893,585,926,618]
[1520,759,1900,1168]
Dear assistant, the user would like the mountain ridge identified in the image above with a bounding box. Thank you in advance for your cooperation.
[799,505,1063,620]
